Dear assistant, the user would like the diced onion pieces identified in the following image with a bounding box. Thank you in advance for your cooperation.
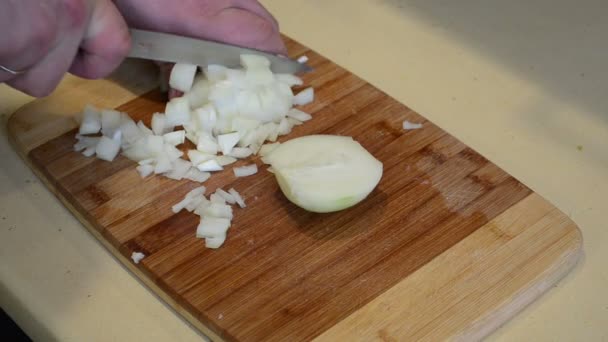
[403,120,423,130]
[131,252,145,264]
[234,164,258,177]
[169,63,197,92]
[293,87,314,106]
[79,105,101,135]
[95,136,121,161]
[228,188,246,208]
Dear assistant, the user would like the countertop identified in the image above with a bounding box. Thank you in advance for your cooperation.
[1,1,606,340]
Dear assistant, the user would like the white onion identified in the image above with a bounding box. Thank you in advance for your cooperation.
[188,150,215,165]
[228,188,246,208]
[403,120,423,130]
[264,135,383,213]
[215,188,235,204]
[202,202,233,220]
[131,252,145,264]
[287,108,312,122]
[154,156,173,174]
[184,168,211,183]
[197,159,223,172]
[137,121,153,136]
[193,104,217,133]
[293,87,314,106]
[277,118,292,136]
[95,136,121,161]
[215,155,237,166]
[164,158,192,180]
[152,113,169,135]
[209,193,225,204]
[119,115,141,145]
[205,235,226,249]
[165,97,191,126]
[101,109,122,137]
[196,217,231,238]
[297,55,309,64]
[79,105,101,135]
[204,65,228,82]
[163,130,186,146]
[227,147,253,159]
[258,143,280,157]
[136,164,155,178]
[234,164,258,177]
[193,197,212,216]
[169,63,197,92]
[82,146,96,157]
[217,132,240,155]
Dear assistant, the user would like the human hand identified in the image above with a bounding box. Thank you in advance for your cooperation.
[0,0,131,97]
[114,0,287,97]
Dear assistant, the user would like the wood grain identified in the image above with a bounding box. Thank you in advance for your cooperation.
[7,36,582,341]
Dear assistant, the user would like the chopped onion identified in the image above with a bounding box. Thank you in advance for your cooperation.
[210,193,226,204]
[228,188,246,208]
[193,104,217,133]
[205,235,226,249]
[184,168,211,183]
[188,150,215,165]
[196,217,231,238]
[217,132,240,155]
[234,164,258,177]
[163,130,186,146]
[82,146,96,157]
[136,164,155,178]
[131,252,145,264]
[172,186,207,213]
[293,87,314,106]
[79,105,101,135]
[154,156,172,174]
[193,197,212,216]
[101,109,122,137]
[403,120,423,130]
[275,74,303,86]
[164,158,192,180]
[197,159,223,172]
[95,136,121,161]
[152,113,171,135]
[169,63,197,92]
[277,117,292,136]
[215,188,235,204]
[205,65,228,82]
[165,97,191,126]
[216,155,237,166]
[297,55,309,64]
[137,121,153,136]
[119,115,141,145]
[286,108,312,122]
[196,134,219,155]
[259,143,280,157]
[202,202,233,220]
[227,147,253,159]
[265,135,383,213]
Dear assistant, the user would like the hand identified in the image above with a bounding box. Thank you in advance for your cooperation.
[114,0,287,97]
[0,0,131,97]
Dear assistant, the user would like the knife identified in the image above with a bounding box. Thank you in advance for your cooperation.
[127,29,312,74]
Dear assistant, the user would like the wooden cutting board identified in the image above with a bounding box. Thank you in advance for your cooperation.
[7,37,582,342]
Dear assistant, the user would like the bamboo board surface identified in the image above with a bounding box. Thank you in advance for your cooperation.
[7,37,582,341]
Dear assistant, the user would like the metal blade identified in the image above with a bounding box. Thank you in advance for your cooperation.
[128,29,311,74]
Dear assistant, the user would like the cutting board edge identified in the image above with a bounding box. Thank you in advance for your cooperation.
[455,223,582,341]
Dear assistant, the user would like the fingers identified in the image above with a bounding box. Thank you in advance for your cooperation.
[69,0,131,79]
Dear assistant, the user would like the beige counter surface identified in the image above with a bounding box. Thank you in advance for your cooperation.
[1,1,606,340]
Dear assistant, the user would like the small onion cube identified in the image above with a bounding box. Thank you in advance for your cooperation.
[286,117,303,127]
[193,104,217,133]
[137,121,153,136]
[227,147,253,159]
[215,188,235,204]
[188,150,215,165]
[203,202,233,220]
[185,168,211,183]
[197,159,223,172]
[164,144,184,161]
[205,235,226,249]
[185,196,205,212]
[151,113,170,135]
[100,109,122,137]
[119,116,141,145]
[169,63,197,92]
[79,105,101,135]
[163,130,186,146]
[185,75,211,109]
[205,65,228,82]
[216,155,237,166]
[196,134,218,154]
[403,120,423,130]
[136,164,155,178]
[131,252,145,264]
[209,193,226,204]
[228,188,246,208]
[145,135,164,154]
[154,155,173,174]
[193,197,212,216]
[277,118,292,136]
[287,108,312,122]
[234,164,258,178]
[186,186,207,199]
[217,132,240,155]
[297,55,309,64]
[82,146,96,157]
[293,87,314,106]
[196,216,230,238]
[164,158,192,180]
[165,97,191,126]
[95,136,121,161]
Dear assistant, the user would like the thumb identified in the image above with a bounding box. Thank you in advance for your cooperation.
[69,0,131,79]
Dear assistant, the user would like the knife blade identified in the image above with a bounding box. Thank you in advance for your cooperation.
[128,29,311,74]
